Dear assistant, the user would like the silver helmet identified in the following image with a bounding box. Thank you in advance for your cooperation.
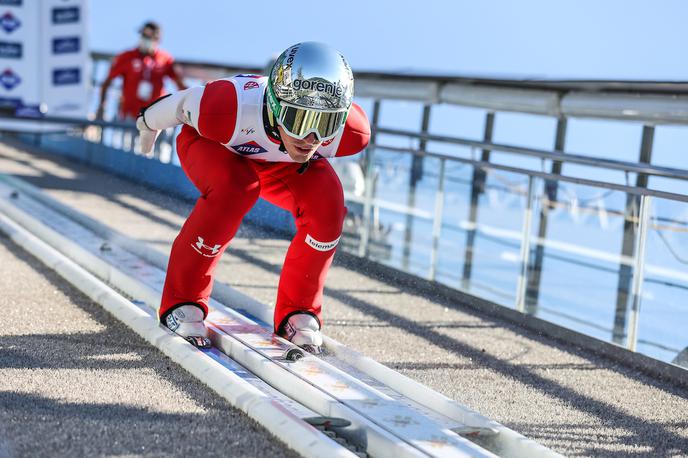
[267,42,354,141]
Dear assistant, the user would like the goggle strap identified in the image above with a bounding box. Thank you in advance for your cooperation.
[266,81,282,118]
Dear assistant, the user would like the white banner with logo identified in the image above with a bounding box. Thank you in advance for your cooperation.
[0,0,89,130]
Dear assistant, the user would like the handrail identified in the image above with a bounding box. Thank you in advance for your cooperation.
[3,110,687,203]
[376,127,688,181]
[374,143,688,204]
[7,112,687,186]
[0,111,136,130]
[91,51,688,124]
[91,51,688,95]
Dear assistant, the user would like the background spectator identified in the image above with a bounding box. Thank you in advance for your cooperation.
[96,21,186,121]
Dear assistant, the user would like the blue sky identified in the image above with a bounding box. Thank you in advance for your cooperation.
[91,0,688,80]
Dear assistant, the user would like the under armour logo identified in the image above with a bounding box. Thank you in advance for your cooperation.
[191,236,222,257]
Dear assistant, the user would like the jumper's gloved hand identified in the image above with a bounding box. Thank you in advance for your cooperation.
[136,115,160,155]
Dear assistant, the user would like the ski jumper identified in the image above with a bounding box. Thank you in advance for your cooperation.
[106,47,180,119]
[141,75,370,332]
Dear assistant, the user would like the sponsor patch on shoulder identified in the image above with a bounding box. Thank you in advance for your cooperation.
[305,234,340,252]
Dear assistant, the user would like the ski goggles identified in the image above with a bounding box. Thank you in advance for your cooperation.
[276,102,348,141]
[267,84,348,141]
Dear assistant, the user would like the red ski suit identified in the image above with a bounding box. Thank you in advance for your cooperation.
[151,76,370,332]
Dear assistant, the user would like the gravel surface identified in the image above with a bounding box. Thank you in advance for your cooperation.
[1,138,687,457]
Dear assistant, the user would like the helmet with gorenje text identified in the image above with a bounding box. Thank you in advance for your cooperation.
[267,42,354,141]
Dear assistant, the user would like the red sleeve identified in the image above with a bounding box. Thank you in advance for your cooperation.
[163,51,178,78]
[335,103,371,157]
[166,60,178,78]
[106,50,130,80]
[197,80,238,144]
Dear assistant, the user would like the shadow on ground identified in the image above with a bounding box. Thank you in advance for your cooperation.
[0,234,296,458]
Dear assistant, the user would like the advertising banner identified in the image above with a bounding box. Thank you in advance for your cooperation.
[0,0,89,130]
[41,0,89,118]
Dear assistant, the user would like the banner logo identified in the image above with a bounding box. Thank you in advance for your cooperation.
[52,37,80,54]
[0,96,20,109]
[0,68,20,90]
[52,7,79,24]
[52,102,82,113]
[0,41,20,58]
[0,11,20,33]
[52,68,81,86]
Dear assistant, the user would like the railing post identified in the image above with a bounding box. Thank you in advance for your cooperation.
[357,100,381,258]
[627,194,651,352]
[462,111,495,289]
[358,145,377,258]
[85,128,93,162]
[613,125,654,345]
[429,158,446,281]
[516,175,536,313]
[402,104,431,270]
[360,100,380,177]
[525,117,568,313]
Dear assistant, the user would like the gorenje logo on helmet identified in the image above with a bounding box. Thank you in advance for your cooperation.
[292,79,344,98]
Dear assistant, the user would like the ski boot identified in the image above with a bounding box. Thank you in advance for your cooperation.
[281,313,323,355]
[163,304,212,349]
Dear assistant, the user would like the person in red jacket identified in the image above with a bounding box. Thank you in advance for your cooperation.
[136,42,370,353]
[96,21,186,120]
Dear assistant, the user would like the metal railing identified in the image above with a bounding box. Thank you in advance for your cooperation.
[355,131,682,353]
[8,51,688,369]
